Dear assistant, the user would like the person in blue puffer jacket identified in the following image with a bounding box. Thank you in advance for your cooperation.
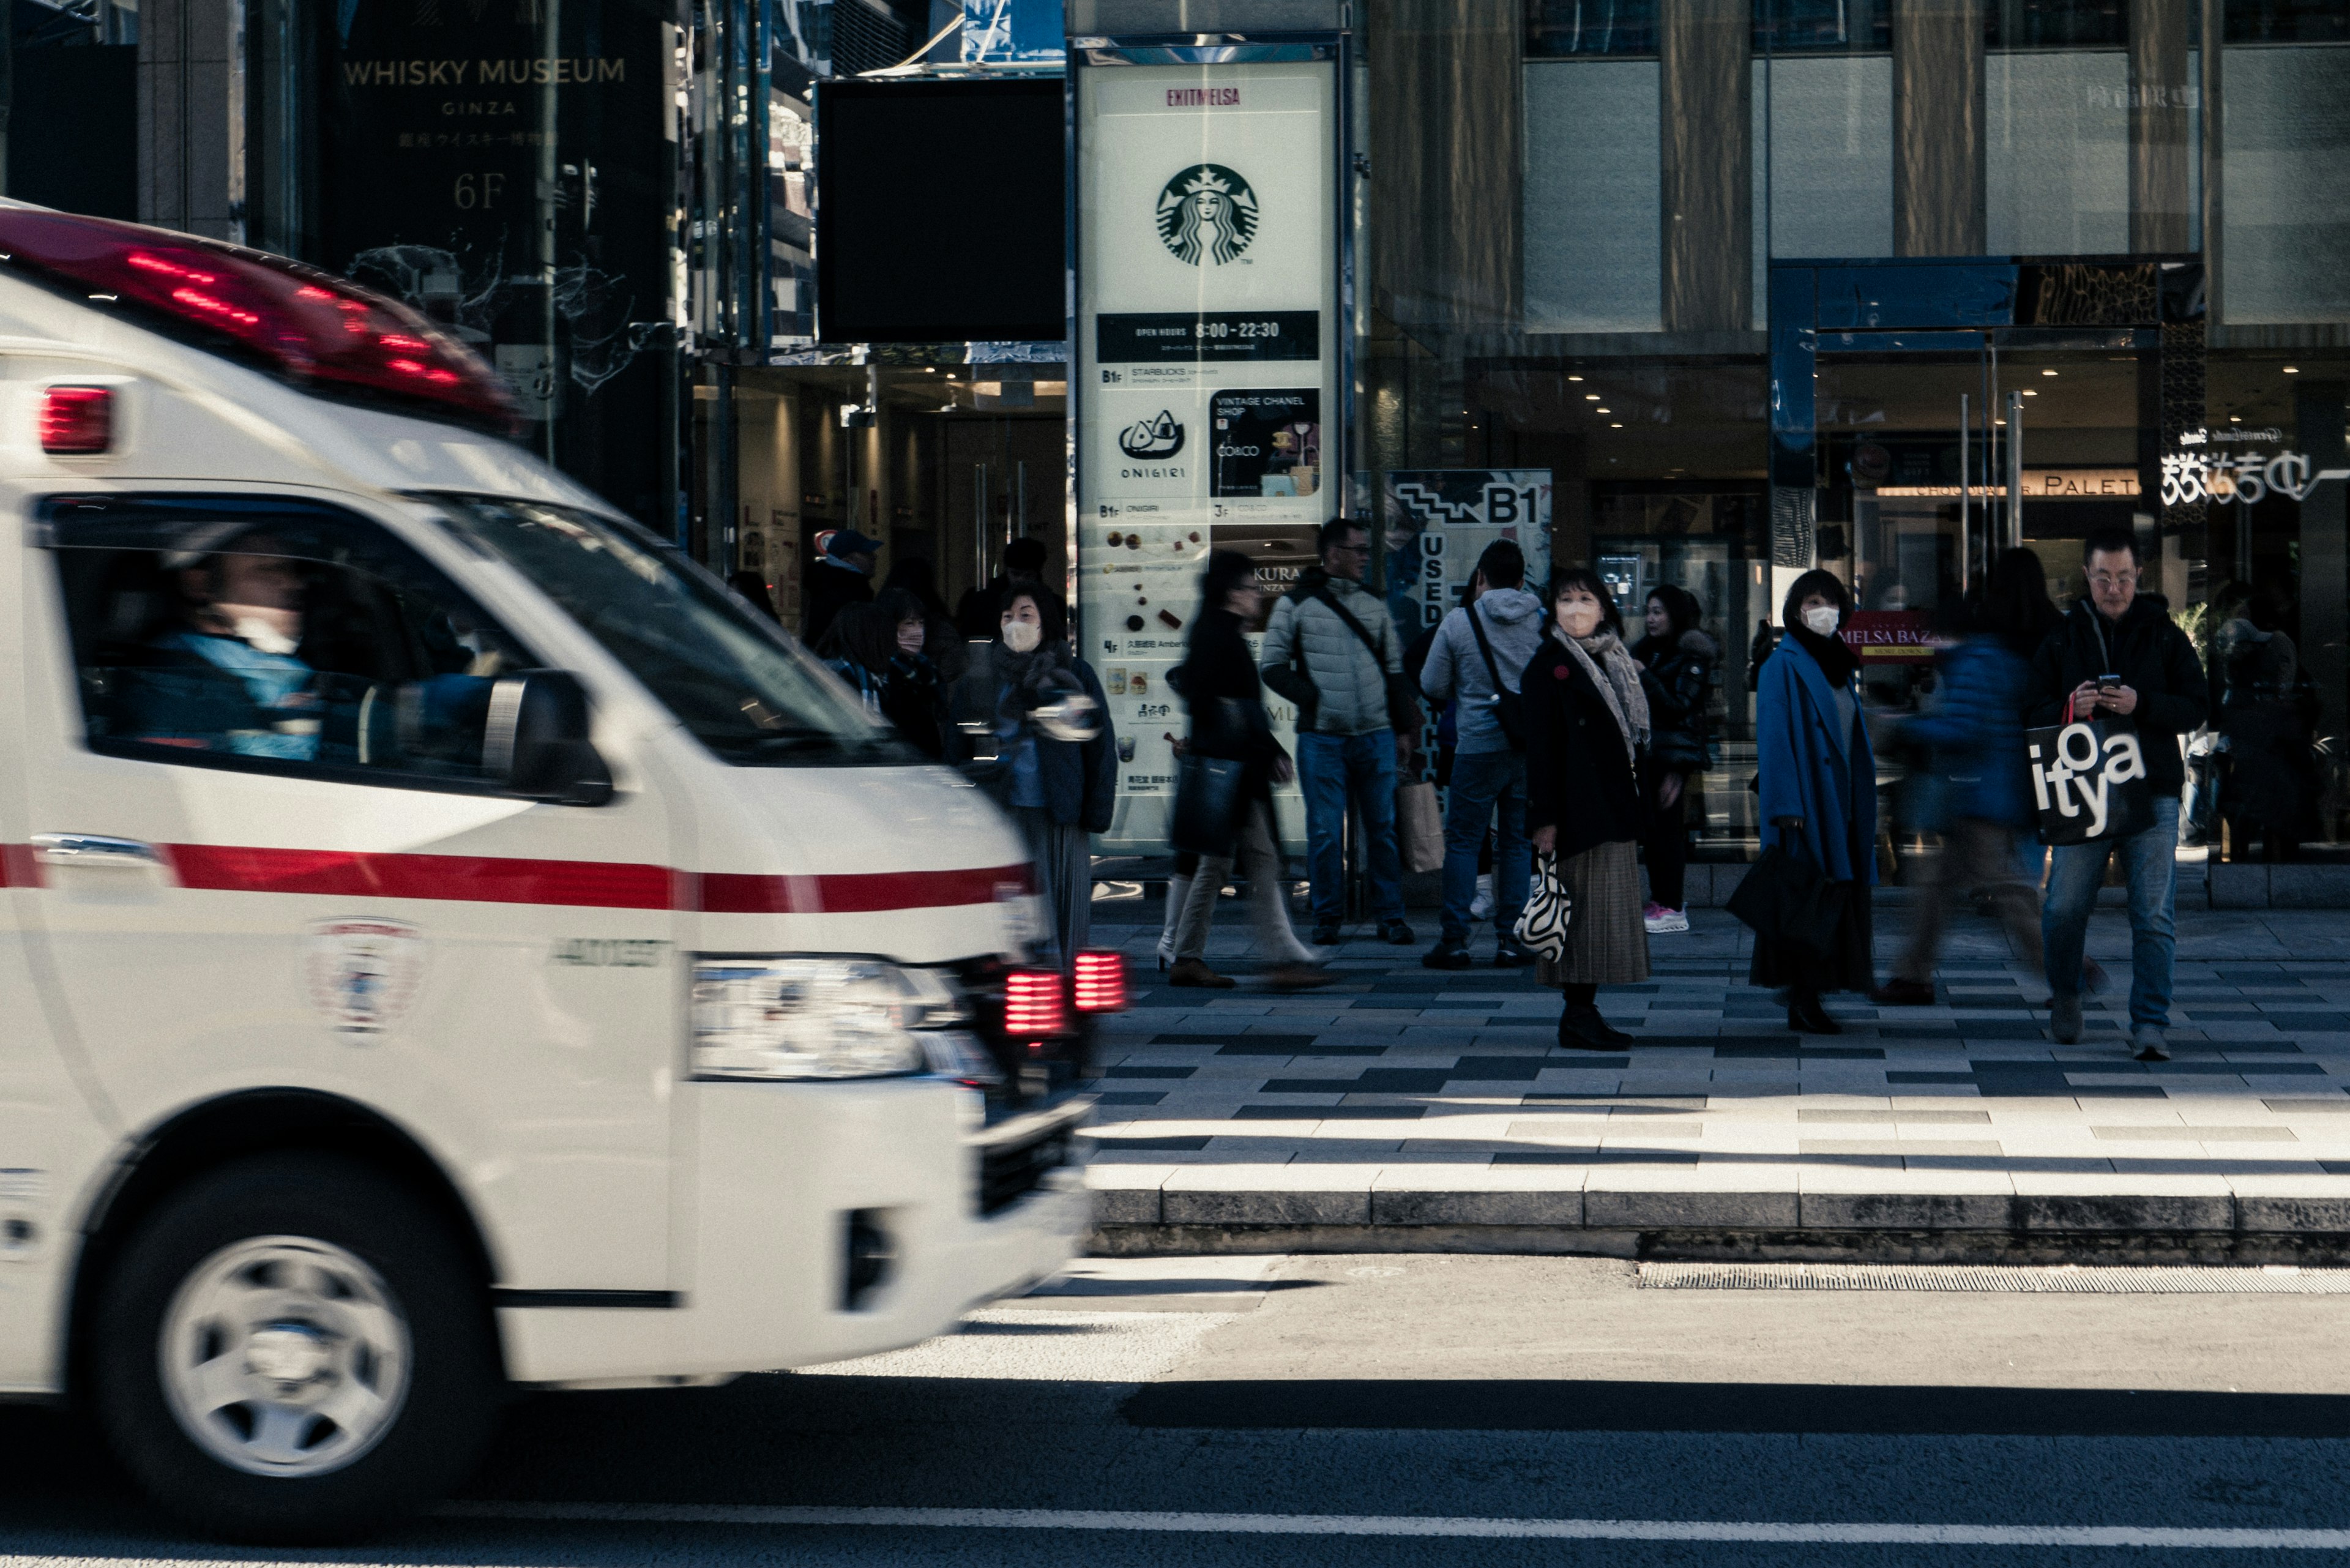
[1871,548,2059,1006]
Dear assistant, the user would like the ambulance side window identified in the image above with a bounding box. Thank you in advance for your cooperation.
[46,496,537,793]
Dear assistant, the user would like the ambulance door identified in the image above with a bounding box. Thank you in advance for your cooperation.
[18,491,677,1293]
[0,495,116,1391]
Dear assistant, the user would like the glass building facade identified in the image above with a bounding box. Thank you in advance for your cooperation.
[1363,0,2350,853]
[15,0,2348,856]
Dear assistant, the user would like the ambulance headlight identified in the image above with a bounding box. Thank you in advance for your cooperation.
[690,959,961,1080]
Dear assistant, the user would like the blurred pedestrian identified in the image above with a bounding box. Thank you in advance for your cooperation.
[2031,527,2207,1061]
[1524,567,1651,1050]
[882,558,969,682]
[728,569,780,622]
[1753,569,1879,1035]
[2212,581,2308,863]
[815,600,892,720]
[803,528,879,646]
[1166,551,1328,990]
[1633,583,1717,935]
[1261,517,1419,948]
[875,588,950,759]
[1416,539,1543,969]
[946,585,1117,967]
[1871,548,2050,1007]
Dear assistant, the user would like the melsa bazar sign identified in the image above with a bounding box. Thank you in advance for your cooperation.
[1841,610,1934,661]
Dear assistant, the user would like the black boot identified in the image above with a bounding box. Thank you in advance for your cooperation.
[1559,1003,1633,1051]
[1787,990,1843,1036]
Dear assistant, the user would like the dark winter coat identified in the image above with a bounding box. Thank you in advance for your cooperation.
[1634,628,1717,772]
[2027,594,2208,794]
[1901,634,2034,830]
[1756,631,1879,887]
[1521,628,1644,862]
[945,647,1120,832]
[802,556,875,647]
[881,652,949,760]
[1179,607,1282,819]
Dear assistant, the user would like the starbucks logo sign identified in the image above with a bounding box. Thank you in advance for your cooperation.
[1155,164,1259,266]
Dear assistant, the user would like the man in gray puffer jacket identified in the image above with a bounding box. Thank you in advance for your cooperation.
[1415,539,1545,968]
[1261,518,1417,946]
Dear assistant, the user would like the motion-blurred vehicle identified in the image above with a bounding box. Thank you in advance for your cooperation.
[0,202,1117,1540]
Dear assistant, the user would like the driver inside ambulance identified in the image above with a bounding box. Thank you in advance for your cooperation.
[116,530,327,760]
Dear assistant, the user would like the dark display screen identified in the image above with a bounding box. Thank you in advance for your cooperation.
[815,77,1064,344]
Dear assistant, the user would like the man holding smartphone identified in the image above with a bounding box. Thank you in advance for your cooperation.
[2029,528,2210,1060]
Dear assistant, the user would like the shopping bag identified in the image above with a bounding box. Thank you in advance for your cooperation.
[2026,717,2154,846]
[1512,850,1574,961]
[1725,842,1846,957]
[1170,753,1247,857]
[1395,779,1445,873]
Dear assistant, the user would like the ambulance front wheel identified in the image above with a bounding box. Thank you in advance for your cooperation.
[92,1152,500,1542]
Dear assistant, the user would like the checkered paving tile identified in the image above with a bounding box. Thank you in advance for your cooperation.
[1076,899,2350,1197]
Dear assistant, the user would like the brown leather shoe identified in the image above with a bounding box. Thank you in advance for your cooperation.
[1869,977,1936,1007]
[1266,963,1334,991]
[1168,957,1236,989]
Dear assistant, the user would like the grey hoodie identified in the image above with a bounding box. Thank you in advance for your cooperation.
[1417,587,1546,755]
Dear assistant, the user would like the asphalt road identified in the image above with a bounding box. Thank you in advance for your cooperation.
[9,1254,2350,1565]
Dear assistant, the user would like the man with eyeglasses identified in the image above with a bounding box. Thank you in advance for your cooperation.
[2029,526,2209,1061]
[1262,517,1420,947]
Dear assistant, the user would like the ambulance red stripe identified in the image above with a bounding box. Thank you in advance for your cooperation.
[4,844,1029,913]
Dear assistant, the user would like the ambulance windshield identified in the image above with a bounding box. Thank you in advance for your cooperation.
[430,496,919,767]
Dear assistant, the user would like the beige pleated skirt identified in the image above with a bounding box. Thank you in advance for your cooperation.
[1538,838,1652,987]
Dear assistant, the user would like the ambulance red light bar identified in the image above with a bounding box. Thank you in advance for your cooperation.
[1003,968,1068,1039]
[1072,950,1126,1012]
[0,205,517,435]
[39,385,113,454]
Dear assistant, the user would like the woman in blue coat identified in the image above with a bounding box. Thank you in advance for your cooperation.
[1753,569,1880,1033]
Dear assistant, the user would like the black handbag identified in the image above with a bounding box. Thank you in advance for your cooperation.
[1463,600,1526,750]
[1725,841,1846,957]
[1171,752,1248,857]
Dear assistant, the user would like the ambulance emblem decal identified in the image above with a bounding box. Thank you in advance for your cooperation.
[305,919,425,1036]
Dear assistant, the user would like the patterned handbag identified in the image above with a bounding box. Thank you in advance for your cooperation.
[1512,850,1574,961]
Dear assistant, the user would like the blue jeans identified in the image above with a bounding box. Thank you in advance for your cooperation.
[1441,749,1529,943]
[1297,730,1404,924]
[2042,796,2179,1030]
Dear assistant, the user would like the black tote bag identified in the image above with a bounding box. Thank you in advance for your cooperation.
[1171,752,1248,857]
[1726,842,1846,957]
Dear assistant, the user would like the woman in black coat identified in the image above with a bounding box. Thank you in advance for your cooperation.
[1166,551,1326,990]
[944,585,1118,968]
[1524,567,1652,1050]
[875,587,950,759]
[1632,583,1717,931]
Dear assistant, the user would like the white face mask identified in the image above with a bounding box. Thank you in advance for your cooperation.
[1803,604,1841,638]
[1556,599,1601,640]
[1000,619,1042,654]
[224,607,302,657]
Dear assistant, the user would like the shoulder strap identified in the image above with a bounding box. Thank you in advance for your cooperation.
[1312,586,1387,667]
[1464,602,1508,692]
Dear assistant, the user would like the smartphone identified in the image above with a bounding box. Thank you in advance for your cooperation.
[2097,673,2123,690]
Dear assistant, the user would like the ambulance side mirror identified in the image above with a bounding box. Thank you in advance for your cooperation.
[487,670,614,806]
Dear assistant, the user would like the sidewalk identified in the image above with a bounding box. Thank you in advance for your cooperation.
[1079,893,2350,1262]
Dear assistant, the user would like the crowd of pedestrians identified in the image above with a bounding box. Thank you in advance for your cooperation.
[782,512,2308,1064]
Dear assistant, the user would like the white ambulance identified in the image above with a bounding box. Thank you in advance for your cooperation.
[0,202,1111,1539]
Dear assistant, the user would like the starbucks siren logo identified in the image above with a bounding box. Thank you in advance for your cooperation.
[1155,164,1259,266]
